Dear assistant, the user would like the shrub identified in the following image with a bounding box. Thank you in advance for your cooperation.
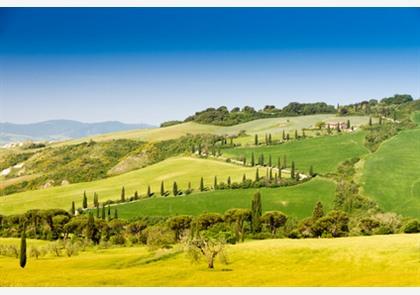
[402,219,420,233]
[30,246,42,259]
[64,240,80,257]
[110,234,126,245]
[48,242,62,257]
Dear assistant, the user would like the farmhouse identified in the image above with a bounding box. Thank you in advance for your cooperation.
[327,121,348,130]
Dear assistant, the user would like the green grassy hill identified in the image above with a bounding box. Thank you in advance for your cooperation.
[361,128,420,218]
[224,131,369,174]
[56,114,371,146]
[115,177,335,219]
[0,157,256,215]
[0,234,418,286]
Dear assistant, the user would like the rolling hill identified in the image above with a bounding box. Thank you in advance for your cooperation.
[360,128,420,218]
[55,114,371,146]
[0,156,257,215]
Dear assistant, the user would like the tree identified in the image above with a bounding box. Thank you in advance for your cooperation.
[277,157,281,170]
[224,208,252,242]
[242,156,246,166]
[254,134,258,145]
[255,168,260,181]
[282,130,286,140]
[312,201,324,221]
[107,205,111,220]
[294,130,298,139]
[160,181,165,196]
[86,212,99,243]
[71,201,75,216]
[114,208,118,219]
[251,191,262,233]
[173,181,178,196]
[268,133,272,145]
[347,119,351,129]
[265,134,268,145]
[261,211,287,236]
[168,215,192,241]
[93,192,99,208]
[134,191,139,200]
[200,177,205,192]
[242,173,246,183]
[147,185,152,197]
[312,210,349,238]
[286,133,290,140]
[101,204,106,220]
[309,165,314,177]
[214,176,218,189]
[227,176,231,187]
[302,129,306,138]
[268,154,272,167]
[121,186,125,202]
[184,231,228,269]
[251,152,255,167]
[291,161,295,179]
[20,225,27,268]
[369,117,372,126]
[269,168,273,180]
[96,206,100,218]
[82,191,88,209]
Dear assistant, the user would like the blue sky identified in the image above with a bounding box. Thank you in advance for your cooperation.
[0,8,419,125]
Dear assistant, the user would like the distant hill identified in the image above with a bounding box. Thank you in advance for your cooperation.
[0,120,155,144]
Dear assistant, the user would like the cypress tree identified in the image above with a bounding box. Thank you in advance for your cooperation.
[369,117,372,126]
[243,156,246,166]
[283,155,287,168]
[337,124,341,132]
[291,161,295,179]
[312,201,324,220]
[147,185,151,197]
[160,181,165,196]
[327,124,331,134]
[242,173,246,183]
[277,157,281,170]
[286,133,290,140]
[309,165,314,177]
[255,168,260,181]
[265,134,268,145]
[227,176,231,187]
[173,181,178,196]
[86,212,95,241]
[71,201,75,216]
[269,168,273,180]
[188,181,192,190]
[347,119,351,129]
[268,133,272,145]
[82,192,88,209]
[101,204,106,220]
[121,186,125,202]
[19,225,27,268]
[200,177,204,192]
[268,154,272,167]
[251,191,262,233]
[294,130,298,139]
[96,206,100,219]
[93,192,98,208]
[279,167,282,179]
[114,208,118,219]
[251,152,255,167]
[134,190,139,200]
[274,172,278,183]
[198,143,202,155]
[107,205,111,219]
[282,130,286,140]
[254,134,258,145]
[214,176,218,189]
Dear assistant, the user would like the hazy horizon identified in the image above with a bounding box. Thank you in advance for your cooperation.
[1,8,419,125]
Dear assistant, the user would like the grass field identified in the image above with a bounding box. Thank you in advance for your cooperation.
[0,234,418,286]
[0,157,258,215]
[224,131,369,175]
[55,114,370,146]
[360,128,420,218]
[115,177,335,219]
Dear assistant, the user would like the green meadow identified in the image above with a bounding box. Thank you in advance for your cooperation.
[361,128,420,218]
[224,131,369,174]
[115,177,336,219]
[0,157,256,215]
[0,234,418,286]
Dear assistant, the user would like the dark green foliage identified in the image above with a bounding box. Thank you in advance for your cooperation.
[147,185,152,197]
[381,94,413,105]
[160,181,165,196]
[309,165,314,177]
[312,201,324,221]
[255,168,259,181]
[114,209,118,219]
[291,161,295,179]
[195,213,224,231]
[227,176,231,187]
[254,134,258,145]
[82,191,88,209]
[251,191,262,233]
[19,225,27,268]
[71,201,75,216]
[160,120,183,127]
[261,211,287,236]
[121,186,125,202]
[168,215,192,241]
[214,176,218,189]
[294,130,298,139]
[173,181,178,196]
[107,205,111,219]
[224,208,252,242]
[200,177,204,192]
[312,210,349,238]
[101,204,106,220]
[251,152,255,166]
[402,219,420,233]
[96,206,100,219]
[93,192,99,208]
[268,154,272,167]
